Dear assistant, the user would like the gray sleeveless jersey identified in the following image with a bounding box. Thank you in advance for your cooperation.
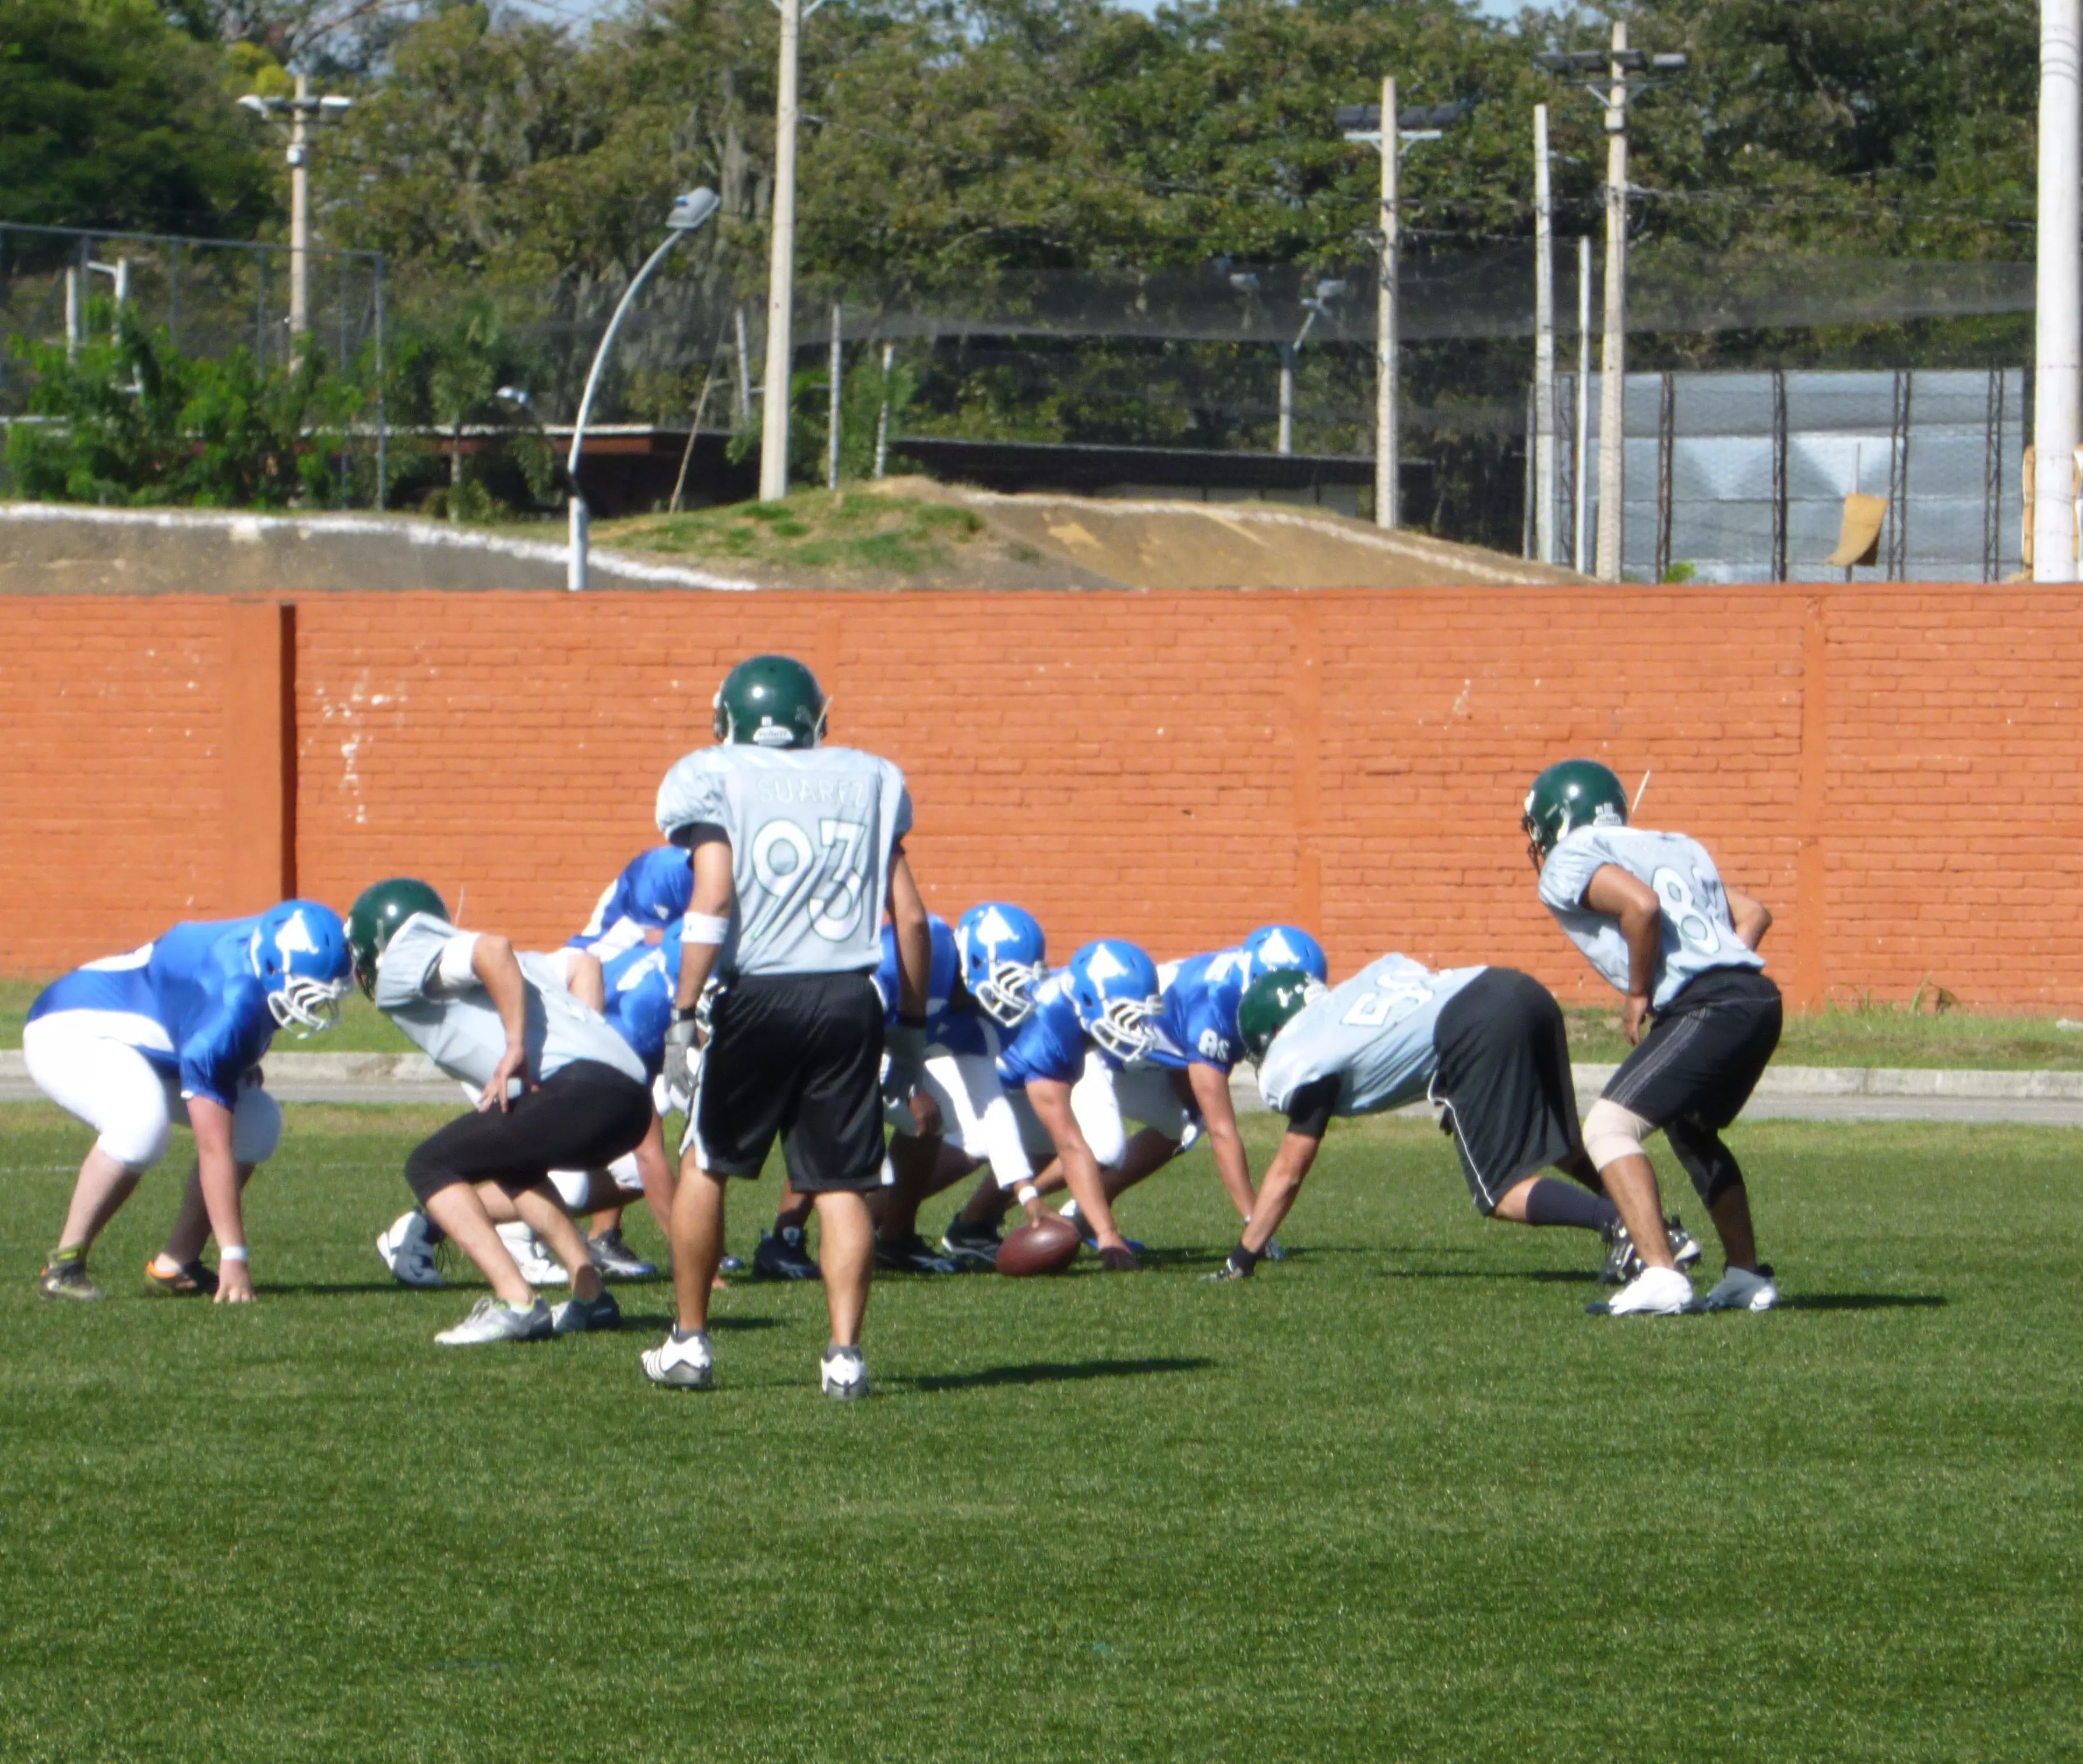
[373,913,646,1091]
[1256,954,1485,1119]
[1538,825,1764,1010]
[654,744,912,977]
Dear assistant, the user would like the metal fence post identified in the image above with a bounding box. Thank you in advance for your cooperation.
[1655,371,1676,582]
[1984,367,2007,583]
[1887,369,1912,580]
[1771,369,1789,583]
[373,254,387,512]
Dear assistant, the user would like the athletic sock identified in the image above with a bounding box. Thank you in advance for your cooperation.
[1522,1178,1620,1232]
[671,1325,705,1344]
[49,1244,86,1265]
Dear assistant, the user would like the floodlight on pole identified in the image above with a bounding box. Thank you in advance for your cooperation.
[236,75,353,360]
[1340,89,1467,527]
[566,188,721,592]
[1536,29,1687,581]
[1277,279,1345,456]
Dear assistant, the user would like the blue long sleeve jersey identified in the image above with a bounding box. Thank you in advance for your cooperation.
[871,914,991,1058]
[568,847,695,963]
[598,924,683,1078]
[29,917,277,1108]
[1146,948,1253,1074]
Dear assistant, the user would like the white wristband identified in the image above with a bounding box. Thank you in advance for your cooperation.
[1016,1185,1040,1207]
[221,1245,250,1263]
[685,912,729,946]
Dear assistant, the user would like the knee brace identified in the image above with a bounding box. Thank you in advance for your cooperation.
[1663,1116,1744,1207]
[1582,1098,1655,1173]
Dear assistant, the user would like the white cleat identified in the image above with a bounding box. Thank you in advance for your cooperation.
[1701,1265,1779,1312]
[1594,1264,1696,1317]
[435,1295,553,1346]
[496,1221,569,1287]
[642,1329,714,1389]
[820,1345,869,1400]
[376,1210,444,1288]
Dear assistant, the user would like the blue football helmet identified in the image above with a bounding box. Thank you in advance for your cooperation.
[248,900,353,1036]
[1244,924,1328,984]
[1066,939,1162,1064]
[957,902,1049,1028]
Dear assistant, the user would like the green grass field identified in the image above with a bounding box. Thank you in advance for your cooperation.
[5,977,2083,1068]
[0,1103,2075,1762]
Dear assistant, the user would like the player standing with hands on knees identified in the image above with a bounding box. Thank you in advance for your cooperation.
[1522,760,1782,1316]
[644,655,931,1400]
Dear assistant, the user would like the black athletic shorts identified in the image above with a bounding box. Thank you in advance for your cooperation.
[691,970,888,1192]
[402,1060,653,1205]
[1603,966,1783,1130]
[1429,967,1584,1214]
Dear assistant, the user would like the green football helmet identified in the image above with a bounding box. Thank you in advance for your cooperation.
[346,877,449,998]
[713,654,827,749]
[1521,759,1628,868]
[1238,967,1326,1065]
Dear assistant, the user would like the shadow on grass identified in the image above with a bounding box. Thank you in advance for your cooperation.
[616,1312,782,1333]
[903,1355,1214,1393]
[1778,1293,1946,1311]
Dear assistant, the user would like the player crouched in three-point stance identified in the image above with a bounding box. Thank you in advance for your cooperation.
[28,902,353,1302]
[1524,759,1782,1316]
[1212,955,1624,1281]
[644,654,930,1399]
[349,879,653,1344]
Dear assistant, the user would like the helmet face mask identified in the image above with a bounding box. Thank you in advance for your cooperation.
[1237,967,1327,1065]
[247,902,353,1037]
[1066,939,1161,1065]
[346,878,450,998]
[957,903,1049,1029]
[1522,759,1629,871]
[713,654,829,750]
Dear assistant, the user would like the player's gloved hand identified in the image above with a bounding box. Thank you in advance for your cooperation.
[662,1017,699,1100]
[1203,1243,1261,1282]
[883,1018,928,1107]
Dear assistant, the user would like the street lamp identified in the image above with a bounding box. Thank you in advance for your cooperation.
[1337,91,1468,527]
[237,77,353,360]
[566,188,721,591]
[1536,31,1687,580]
[1278,279,1345,456]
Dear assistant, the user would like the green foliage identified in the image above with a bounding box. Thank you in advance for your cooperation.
[0,1104,2077,1760]
[0,0,274,234]
[5,304,366,506]
[604,488,986,576]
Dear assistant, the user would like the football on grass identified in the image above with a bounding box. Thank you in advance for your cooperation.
[997,1214,1082,1277]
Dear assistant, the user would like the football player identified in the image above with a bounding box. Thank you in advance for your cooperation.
[1522,759,1782,1316]
[349,878,654,1345]
[1213,956,1630,1280]
[26,902,353,1303]
[643,654,931,1400]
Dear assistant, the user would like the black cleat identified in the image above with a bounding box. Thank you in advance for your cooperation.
[1600,1214,1704,1286]
[40,1255,104,1302]
[144,1258,219,1297]
[753,1226,821,1282]
[939,1218,1002,1270]
[875,1231,958,1275]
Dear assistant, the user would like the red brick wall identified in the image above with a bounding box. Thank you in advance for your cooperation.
[3,585,2078,1011]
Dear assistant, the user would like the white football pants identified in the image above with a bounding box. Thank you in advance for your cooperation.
[885,1050,1035,1191]
[24,1011,282,1171]
[1006,1050,1199,1178]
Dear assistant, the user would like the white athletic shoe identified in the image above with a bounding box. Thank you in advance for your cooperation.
[435,1295,554,1346]
[1701,1265,1779,1312]
[1598,1264,1696,1317]
[496,1221,569,1287]
[376,1210,445,1288]
[820,1345,869,1401]
[641,1329,714,1390]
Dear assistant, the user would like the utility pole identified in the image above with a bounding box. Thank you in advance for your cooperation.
[237,77,351,365]
[827,303,843,490]
[1533,103,1556,565]
[1575,235,1592,572]
[874,341,896,478]
[2037,0,2081,582]
[759,0,829,502]
[1338,89,1460,529]
[1536,32,1686,581]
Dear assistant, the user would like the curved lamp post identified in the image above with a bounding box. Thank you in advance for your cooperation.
[566,188,721,591]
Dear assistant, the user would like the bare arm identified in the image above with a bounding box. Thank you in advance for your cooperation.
[1582,862,1663,1045]
[1186,1062,1256,1222]
[887,846,929,1018]
[1239,1130,1321,1256]
[1726,885,1772,952]
[470,933,530,1112]
[674,839,735,1015]
[565,950,605,1011]
[189,1097,253,1304]
[1026,1077,1136,1269]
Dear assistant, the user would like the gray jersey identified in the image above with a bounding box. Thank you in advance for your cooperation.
[373,914,646,1092]
[654,744,912,977]
[1256,954,1485,1119]
[1538,825,1764,1010]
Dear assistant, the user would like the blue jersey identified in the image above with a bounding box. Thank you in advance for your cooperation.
[1148,948,1252,1073]
[569,847,693,963]
[872,914,991,1058]
[996,969,1099,1087]
[29,918,277,1108]
[599,924,682,1078]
